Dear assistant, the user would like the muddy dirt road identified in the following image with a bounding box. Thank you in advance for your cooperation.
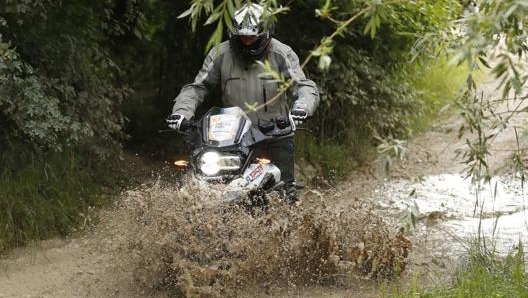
[1,71,526,298]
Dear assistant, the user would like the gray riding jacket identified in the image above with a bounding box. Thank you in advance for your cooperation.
[172,38,319,124]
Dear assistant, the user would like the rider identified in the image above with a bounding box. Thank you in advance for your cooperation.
[167,2,320,202]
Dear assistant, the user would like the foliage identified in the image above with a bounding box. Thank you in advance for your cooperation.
[0,0,128,252]
[0,0,472,250]
[295,133,357,184]
[174,0,463,178]
[310,45,418,157]
[393,56,471,149]
[438,0,528,182]
[178,0,288,53]
[0,0,126,157]
[0,144,118,253]
[298,50,468,180]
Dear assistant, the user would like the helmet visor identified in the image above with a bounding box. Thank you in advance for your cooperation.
[232,24,260,36]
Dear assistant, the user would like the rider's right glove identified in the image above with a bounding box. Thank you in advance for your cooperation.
[166,113,184,130]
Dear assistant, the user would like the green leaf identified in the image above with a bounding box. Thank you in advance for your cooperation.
[478,56,491,69]
[502,81,511,99]
[224,6,233,31]
[204,11,221,26]
[178,7,193,19]
[466,74,475,90]
[227,0,236,17]
[205,22,223,53]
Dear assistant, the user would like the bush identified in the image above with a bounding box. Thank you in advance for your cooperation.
[296,46,419,182]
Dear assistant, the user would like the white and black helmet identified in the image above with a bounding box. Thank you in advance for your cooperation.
[229,2,274,61]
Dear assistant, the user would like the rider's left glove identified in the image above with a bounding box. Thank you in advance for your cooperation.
[166,113,184,130]
[289,108,308,126]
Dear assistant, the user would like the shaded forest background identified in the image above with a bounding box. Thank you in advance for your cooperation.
[0,0,466,251]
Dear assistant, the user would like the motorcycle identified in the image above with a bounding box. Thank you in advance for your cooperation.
[164,106,298,210]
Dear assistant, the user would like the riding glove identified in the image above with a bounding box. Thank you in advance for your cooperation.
[289,108,308,126]
[166,113,184,130]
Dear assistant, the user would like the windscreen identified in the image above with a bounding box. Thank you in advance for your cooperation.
[201,107,251,147]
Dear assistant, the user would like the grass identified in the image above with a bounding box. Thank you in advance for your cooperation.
[388,239,528,298]
[0,147,119,253]
[406,56,469,134]
[381,60,528,297]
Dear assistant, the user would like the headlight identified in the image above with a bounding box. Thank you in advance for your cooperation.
[198,151,242,176]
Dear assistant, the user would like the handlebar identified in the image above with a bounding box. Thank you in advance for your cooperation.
[160,113,313,136]
[179,119,195,131]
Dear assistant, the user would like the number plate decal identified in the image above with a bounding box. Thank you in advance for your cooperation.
[246,165,264,182]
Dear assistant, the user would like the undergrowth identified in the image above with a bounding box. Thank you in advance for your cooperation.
[0,145,120,253]
[405,57,469,134]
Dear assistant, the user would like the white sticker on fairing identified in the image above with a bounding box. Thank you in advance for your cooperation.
[208,114,240,142]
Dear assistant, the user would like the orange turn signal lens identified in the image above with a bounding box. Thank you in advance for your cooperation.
[174,160,189,167]
[257,158,271,164]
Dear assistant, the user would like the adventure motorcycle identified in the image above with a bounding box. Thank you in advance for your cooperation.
[165,106,298,208]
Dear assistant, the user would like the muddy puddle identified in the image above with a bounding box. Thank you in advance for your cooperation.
[117,181,411,297]
[372,174,528,258]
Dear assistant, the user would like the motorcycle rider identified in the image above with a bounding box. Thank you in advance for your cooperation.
[167,2,320,203]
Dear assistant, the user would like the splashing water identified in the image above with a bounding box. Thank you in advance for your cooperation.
[373,174,528,257]
[118,181,410,297]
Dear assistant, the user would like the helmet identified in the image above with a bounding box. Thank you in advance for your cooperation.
[229,3,274,61]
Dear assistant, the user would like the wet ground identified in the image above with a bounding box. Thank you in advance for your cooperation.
[373,174,528,257]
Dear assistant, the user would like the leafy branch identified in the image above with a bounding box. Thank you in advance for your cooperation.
[452,0,528,182]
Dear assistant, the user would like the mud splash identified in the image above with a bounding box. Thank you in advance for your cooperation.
[118,181,410,297]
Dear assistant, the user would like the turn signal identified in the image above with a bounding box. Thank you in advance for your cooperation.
[257,158,271,164]
[174,160,189,168]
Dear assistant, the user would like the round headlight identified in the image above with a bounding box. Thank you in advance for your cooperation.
[199,151,221,176]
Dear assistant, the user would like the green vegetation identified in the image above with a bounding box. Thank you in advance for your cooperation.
[284,0,465,182]
[0,145,118,253]
[297,56,469,182]
[389,241,527,298]
[448,0,528,183]
[0,0,125,252]
[405,58,468,133]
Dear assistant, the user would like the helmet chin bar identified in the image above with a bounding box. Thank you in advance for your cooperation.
[229,33,271,61]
